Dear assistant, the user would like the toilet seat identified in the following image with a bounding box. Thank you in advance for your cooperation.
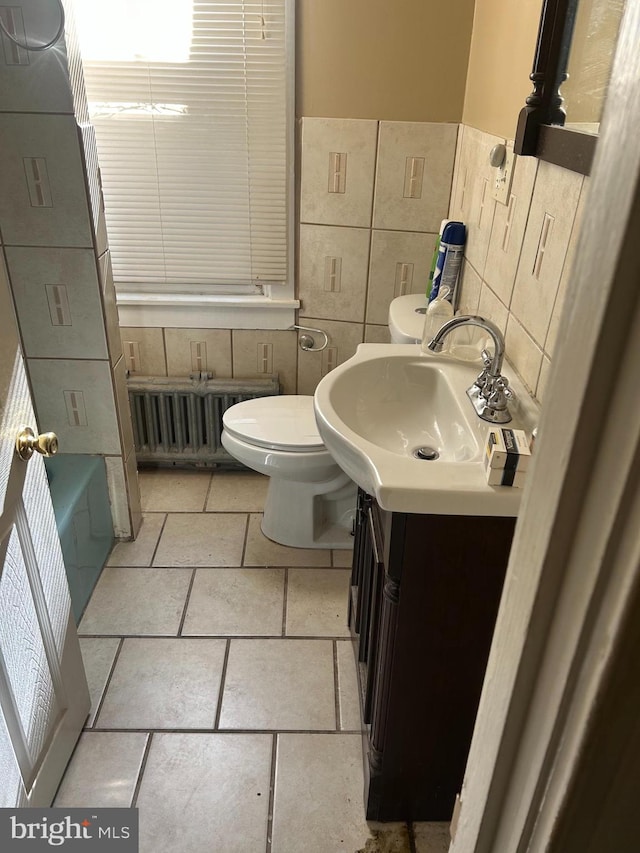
[222,395,325,452]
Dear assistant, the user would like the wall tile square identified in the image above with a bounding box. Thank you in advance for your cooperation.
[373,122,458,232]
[484,152,538,307]
[300,117,378,227]
[98,251,123,365]
[6,246,108,360]
[28,358,121,455]
[455,259,482,315]
[105,456,131,539]
[511,160,584,347]
[0,3,74,114]
[299,224,370,322]
[366,229,436,324]
[505,314,544,396]
[113,355,135,459]
[164,328,232,377]
[364,325,391,344]
[545,178,589,357]
[296,317,363,396]
[0,114,93,247]
[120,327,167,376]
[536,355,552,404]
[232,330,298,395]
[455,126,503,277]
[478,282,509,337]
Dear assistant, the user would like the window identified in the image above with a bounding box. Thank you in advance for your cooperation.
[74,0,295,327]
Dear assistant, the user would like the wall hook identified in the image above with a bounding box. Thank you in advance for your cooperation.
[292,324,329,352]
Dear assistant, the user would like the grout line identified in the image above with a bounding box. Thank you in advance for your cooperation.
[78,632,353,641]
[332,640,341,731]
[265,733,278,853]
[131,732,154,808]
[88,727,362,735]
[281,568,288,637]
[148,512,169,567]
[203,470,215,511]
[213,639,231,730]
[177,568,197,636]
[240,513,250,566]
[91,637,125,728]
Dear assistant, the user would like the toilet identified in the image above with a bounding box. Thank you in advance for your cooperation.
[221,395,356,549]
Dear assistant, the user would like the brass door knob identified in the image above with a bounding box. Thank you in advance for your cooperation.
[16,426,59,461]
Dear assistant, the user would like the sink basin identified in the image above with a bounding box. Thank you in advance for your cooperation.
[314,344,538,516]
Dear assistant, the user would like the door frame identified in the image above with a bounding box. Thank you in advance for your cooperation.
[450,2,640,851]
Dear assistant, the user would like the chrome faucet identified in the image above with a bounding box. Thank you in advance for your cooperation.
[427,315,512,423]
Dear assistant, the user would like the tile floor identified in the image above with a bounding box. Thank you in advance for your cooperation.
[55,469,449,853]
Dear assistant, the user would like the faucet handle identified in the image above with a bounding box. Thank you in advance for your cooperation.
[474,350,494,390]
[481,349,492,368]
[488,376,511,411]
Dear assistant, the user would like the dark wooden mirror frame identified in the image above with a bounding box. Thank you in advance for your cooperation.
[514,0,597,176]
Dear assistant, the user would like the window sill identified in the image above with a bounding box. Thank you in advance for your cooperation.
[116,291,300,330]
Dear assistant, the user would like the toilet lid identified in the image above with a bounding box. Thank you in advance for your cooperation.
[222,395,325,452]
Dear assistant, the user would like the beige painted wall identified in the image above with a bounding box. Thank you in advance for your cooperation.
[462,0,541,139]
[296,0,475,121]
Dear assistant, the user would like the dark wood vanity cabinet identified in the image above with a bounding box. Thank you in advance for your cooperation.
[350,488,516,821]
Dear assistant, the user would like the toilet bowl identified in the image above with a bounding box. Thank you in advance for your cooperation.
[222,395,356,549]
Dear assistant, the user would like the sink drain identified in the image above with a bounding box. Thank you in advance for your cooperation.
[413,446,439,461]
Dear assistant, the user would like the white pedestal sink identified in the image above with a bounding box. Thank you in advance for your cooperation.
[313,344,539,516]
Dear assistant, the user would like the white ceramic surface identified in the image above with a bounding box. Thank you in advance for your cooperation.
[314,343,539,516]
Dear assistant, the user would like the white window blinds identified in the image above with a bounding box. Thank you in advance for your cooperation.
[74,0,289,290]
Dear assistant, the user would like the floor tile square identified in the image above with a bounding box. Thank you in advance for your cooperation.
[244,514,331,567]
[139,469,211,512]
[182,568,284,636]
[219,639,335,730]
[206,471,269,512]
[413,823,451,853]
[54,732,148,808]
[336,641,362,731]
[153,512,246,567]
[271,733,372,852]
[136,733,271,853]
[96,638,226,729]
[286,569,350,637]
[79,567,192,636]
[79,637,121,726]
[108,513,165,567]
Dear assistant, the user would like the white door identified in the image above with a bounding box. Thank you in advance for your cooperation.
[0,255,90,808]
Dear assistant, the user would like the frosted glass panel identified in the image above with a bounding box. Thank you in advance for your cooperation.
[0,527,60,784]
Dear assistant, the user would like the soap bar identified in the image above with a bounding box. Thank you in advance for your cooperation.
[486,467,527,488]
[485,427,531,472]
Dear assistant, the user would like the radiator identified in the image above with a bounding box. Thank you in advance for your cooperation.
[127,374,280,468]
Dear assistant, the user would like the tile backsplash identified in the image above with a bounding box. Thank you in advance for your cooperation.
[450,124,588,404]
[297,117,457,395]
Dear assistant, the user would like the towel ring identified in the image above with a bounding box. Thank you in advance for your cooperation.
[292,324,329,353]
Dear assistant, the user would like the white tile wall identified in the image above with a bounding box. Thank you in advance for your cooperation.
[451,125,588,404]
[0,2,74,114]
[113,355,135,459]
[297,318,363,396]
[510,160,584,347]
[0,114,93,247]
[232,330,298,395]
[104,456,132,539]
[164,328,232,377]
[366,229,436,325]
[300,118,378,228]
[373,122,458,232]
[98,250,123,366]
[28,358,121,455]
[299,224,371,322]
[121,328,167,376]
[6,247,108,360]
